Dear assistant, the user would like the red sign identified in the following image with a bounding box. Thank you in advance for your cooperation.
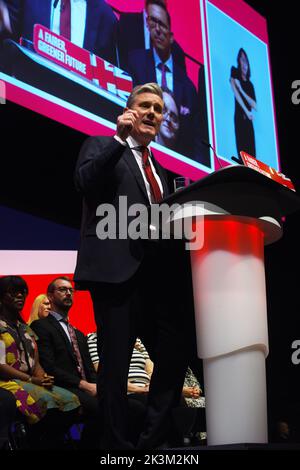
[33,24,93,80]
[240,151,295,192]
[33,24,132,100]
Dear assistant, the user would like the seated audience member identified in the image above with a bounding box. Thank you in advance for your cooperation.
[86,332,99,372]
[181,366,206,444]
[31,276,101,449]
[272,403,300,444]
[0,275,80,449]
[87,333,152,445]
[87,333,205,446]
[126,338,153,445]
[117,0,186,71]
[27,294,51,325]
[0,0,117,64]
[0,388,16,449]
[87,334,152,396]
[183,367,204,408]
[155,88,180,151]
[128,338,153,395]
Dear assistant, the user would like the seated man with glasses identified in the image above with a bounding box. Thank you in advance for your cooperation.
[30,276,101,449]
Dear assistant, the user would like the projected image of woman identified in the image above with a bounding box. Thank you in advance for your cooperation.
[230,48,257,158]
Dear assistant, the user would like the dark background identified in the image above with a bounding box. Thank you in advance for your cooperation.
[0,1,299,437]
[245,0,300,436]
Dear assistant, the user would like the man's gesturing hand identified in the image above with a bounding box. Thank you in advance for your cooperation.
[116,109,138,141]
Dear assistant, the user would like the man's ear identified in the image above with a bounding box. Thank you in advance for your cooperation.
[170,32,174,45]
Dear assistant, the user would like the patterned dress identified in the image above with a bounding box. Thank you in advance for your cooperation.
[0,318,80,424]
[184,367,205,408]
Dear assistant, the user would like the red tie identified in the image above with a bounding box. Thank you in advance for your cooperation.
[159,62,168,89]
[141,147,163,203]
[66,322,87,380]
[60,0,71,40]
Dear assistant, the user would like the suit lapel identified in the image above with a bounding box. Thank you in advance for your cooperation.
[123,143,170,201]
[150,155,170,197]
[173,71,184,109]
[30,0,52,28]
[123,146,149,202]
[147,50,158,83]
[47,315,77,362]
[83,0,98,52]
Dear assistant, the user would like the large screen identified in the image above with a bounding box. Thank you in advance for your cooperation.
[0,0,280,331]
[0,0,280,176]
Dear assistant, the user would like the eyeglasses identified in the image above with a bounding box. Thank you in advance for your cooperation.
[147,15,169,32]
[163,108,179,125]
[54,287,75,294]
[6,289,28,298]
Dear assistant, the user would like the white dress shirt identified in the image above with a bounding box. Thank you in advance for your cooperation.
[50,310,71,343]
[153,48,174,91]
[114,135,164,204]
[51,0,87,47]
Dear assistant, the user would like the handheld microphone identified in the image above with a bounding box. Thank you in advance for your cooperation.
[202,140,224,169]
[53,0,59,8]
[231,156,243,165]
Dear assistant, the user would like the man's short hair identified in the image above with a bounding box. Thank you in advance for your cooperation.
[127,83,163,109]
[146,0,171,29]
[47,276,72,295]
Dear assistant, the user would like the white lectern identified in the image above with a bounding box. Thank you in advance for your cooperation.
[157,165,300,446]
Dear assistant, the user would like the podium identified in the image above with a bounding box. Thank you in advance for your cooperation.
[155,165,300,446]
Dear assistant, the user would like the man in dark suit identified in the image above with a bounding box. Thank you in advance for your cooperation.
[1,0,117,63]
[74,82,196,449]
[117,0,186,72]
[30,276,100,448]
[127,2,209,166]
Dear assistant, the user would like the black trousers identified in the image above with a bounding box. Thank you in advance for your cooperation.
[0,388,16,448]
[68,388,101,449]
[90,240,197,450]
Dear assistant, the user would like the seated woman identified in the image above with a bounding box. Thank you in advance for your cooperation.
[0,276,80,449]
[86,332,99,372]
[127,338,153,396]
[87,333,152,444]
[87,334,153,393]
[87,333,205,446]
[181,367,206,444]
[27,294,51,325]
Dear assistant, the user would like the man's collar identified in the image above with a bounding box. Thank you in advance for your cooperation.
[50,310,68,323]
[153,48,173,73]
[127,135,151,153]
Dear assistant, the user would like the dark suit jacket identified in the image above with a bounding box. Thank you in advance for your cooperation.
[31,315,96,389]
[6,0,117,63]
[127,48,209,165]
[117,11,186,72]
[73,136,170,285]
